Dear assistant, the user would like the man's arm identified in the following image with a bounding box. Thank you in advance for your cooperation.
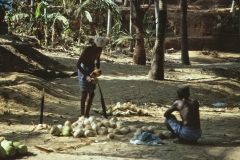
[164,102,178,118]
[76,56,87,76]
[96,57,100,69]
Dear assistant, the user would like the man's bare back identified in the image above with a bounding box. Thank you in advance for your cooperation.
[173,99,200,128]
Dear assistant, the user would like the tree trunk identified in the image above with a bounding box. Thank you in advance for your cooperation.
[154,0,159,34]
[77,0,83,45]
[132,0,146,65]
[107,8,112,37]
[123,0,128,7]
[148,0,167,80]
[44,8,49,48]
[180,0,190,65]
[129,0,134,52]
[239,0,240,35]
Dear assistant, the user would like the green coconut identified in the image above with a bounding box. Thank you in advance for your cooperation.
[1,140,12,147]
[17,144,28,155]
[2,145,16,157]
[49,125,61,136]
[62,125,73,136]
[13,142,22,150]
[0,145,6,159]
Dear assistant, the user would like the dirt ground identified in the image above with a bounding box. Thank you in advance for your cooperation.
[0,33,240,160]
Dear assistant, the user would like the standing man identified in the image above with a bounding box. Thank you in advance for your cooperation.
[77,36,106,118]
[164,86,202,144]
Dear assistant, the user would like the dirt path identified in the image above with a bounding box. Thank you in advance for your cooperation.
[0,47,240,159]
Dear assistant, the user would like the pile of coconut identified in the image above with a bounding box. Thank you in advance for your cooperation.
[0,137,28,159]
[93,102,150,117]
[48,116,162,140]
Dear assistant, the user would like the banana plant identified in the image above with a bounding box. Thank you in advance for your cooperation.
[75,0,122,45]
[34,1,72,48]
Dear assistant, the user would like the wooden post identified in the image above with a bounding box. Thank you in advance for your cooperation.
[40,88,45,124]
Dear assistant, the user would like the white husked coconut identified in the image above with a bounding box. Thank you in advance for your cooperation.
[84,130,93,137]
[78,116,85,122]
[110,116,118,122]
[71,122,79,128]
[95,117,101,122]
[113,128,121,135]
[130,105,137,112]
[107,133,115,139]
[64,120,72,126]
[116,121,125,129]
[148,126,155,133]
[83,119,90,126]
[57,124,63,131]
[134,131,142,137]
[88,116,96,123]
[84,125,92,131]
[73,123,83,132]
[42,124,49,129]
[97,121,103,127]
[73,128,84,138]
[91,123,99,131]
[120,127,130,135]
[109,119,116,128]
[108,128,113,133]
[136,128,142,133]
[92,130,97,136]
[141,126,148,132]
[162,130,172,138]
[97,127,108,135]
[129,126,137,132]
[36,124,43,130]
[102,119,110,128]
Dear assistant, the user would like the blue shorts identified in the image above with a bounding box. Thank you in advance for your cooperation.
[165,115,202,141]
[78,64,96,93]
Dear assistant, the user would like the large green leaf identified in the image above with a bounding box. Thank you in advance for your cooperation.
[35,1,48,18]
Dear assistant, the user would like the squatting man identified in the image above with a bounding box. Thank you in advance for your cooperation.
[164,86,202,144]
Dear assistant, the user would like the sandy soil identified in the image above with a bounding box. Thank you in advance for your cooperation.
[0,37,240,160]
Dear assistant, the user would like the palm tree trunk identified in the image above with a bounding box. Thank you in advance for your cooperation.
[44,8,49,48]
[77,0,83,45]
[180,0,190,65]
[132,0,146,65]
[52,24,55,49]
[123,0,128,7]
[107,8,112,37]
[239,0,240,34]
[129,0,134,52]
[148,0,167,80]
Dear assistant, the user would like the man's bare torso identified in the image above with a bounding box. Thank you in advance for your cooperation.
[176,99,200,128]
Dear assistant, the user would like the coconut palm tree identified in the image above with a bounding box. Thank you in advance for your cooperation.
[129,0,134,52]
[180,0,190,65]
[148,0,167,80]
[131,0,153,65]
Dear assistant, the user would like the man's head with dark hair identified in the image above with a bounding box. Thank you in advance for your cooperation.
[177,86,190,99]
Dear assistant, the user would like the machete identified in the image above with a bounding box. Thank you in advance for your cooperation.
[97,83,108,119]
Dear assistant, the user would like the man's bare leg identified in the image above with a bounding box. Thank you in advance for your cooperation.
[81,91,88,116]
[84,92,95,118]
